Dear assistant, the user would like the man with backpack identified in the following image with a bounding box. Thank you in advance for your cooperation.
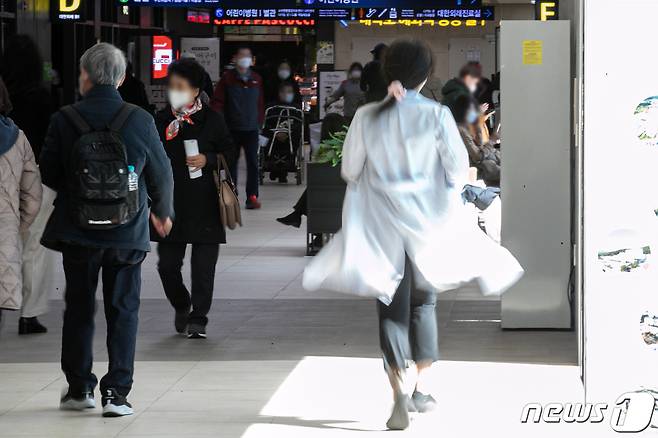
[39,43,174,417]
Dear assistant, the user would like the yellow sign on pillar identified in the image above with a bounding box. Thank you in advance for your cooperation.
[522,40,543,65]
[536,0,559,21]
[60,0,81,13]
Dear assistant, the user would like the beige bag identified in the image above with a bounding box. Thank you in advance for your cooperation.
[213,154,242,230]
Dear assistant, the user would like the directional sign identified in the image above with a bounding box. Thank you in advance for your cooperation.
[356,7,494,21]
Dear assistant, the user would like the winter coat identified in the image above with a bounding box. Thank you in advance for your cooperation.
[0,116,42,310]
[303,91,523,304]
[40,85,174,252]
[153,104,236,244]
[6,86,54,164]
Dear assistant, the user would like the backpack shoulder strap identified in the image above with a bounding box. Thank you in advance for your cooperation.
[61,105,92,135]
[109,103,138,132]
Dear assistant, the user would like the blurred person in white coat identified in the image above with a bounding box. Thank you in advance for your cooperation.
[303,39,523,431]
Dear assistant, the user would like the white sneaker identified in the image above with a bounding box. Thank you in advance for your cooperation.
[101,388,134,417]
[59,387,95,410]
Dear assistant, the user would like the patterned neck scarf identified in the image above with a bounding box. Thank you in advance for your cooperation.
[165,99,203,141]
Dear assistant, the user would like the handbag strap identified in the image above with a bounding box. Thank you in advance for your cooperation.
[217,154,235,185]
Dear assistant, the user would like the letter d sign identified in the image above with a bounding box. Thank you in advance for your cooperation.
[60,0,80,12]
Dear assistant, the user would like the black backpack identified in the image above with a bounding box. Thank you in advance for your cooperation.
[61,103,139,230]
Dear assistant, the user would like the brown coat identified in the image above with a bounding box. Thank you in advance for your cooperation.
[0,129,42,310]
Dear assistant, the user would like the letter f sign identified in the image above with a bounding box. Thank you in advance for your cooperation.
[60,0,81,12]
[540,2,557,21]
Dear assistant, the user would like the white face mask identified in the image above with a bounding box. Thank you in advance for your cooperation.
[168,89,193,110]
[237,57,252,69]
[466,108,478,125]
[281,92,295,104]
[278,69,291,80]
[350,70,362,79]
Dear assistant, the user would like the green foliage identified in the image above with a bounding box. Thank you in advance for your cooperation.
[313,127,349,167]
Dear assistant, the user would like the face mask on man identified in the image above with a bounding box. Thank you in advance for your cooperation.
[350,70,362,80]
[168,89,193,110]
[278,69,291,80]
[237,57,252,69]
[466,108,478,125]
[282,92,295,104]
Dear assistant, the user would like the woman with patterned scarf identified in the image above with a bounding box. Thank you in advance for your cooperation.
[153,58,235,339]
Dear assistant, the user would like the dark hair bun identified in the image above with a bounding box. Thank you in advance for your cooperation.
[167,58,206,90]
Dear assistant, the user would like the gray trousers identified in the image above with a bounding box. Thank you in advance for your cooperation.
[377,257,439,370]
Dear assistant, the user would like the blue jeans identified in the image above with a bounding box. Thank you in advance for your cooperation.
[230,130,260,198]
[61,245,145,396]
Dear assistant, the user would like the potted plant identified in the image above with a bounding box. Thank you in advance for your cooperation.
[306,128,348,255]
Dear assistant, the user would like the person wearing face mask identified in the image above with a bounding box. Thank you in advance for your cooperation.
[154,58,235,340]
[324,62,365,121]
[441,62,483,119]
[266,61,301,104]
[263,82,303,183]
[211,47,264,210]
[453,95,500,187]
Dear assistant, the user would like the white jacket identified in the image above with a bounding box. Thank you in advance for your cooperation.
[303,91,523,304]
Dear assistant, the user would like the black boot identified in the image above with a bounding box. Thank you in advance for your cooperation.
[18,317,48,335]
[276,210,302,228]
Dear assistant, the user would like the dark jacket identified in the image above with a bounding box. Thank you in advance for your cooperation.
[118,75,152,114]
[441,78,472,116]
[40,85,174,252]
[153,104,236,244]
[360,60,388,103]
[7,85,54,163]
[210,69,264,132]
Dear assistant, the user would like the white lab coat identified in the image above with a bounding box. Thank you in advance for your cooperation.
[303,91,523,304]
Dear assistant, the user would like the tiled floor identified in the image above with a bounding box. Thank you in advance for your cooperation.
[0,178,587,437]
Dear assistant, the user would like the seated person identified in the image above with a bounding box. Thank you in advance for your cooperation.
[452,94,501,187]
[263,82,303,183]
[277,113,346,228]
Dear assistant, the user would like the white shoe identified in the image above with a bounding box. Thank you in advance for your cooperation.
[386,393,411,430]
[60,387,95,410]
[101,388,134,417]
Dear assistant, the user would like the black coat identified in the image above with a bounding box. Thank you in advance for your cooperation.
[153,105,235,244]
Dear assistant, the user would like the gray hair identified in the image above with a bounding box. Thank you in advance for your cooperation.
[80,42,126,87]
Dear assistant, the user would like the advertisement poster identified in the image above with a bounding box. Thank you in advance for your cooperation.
[152,35,173,80]
[584,0,658,415]
[181,37,221,82]
[316,41,335,65]
[319,71,347,119]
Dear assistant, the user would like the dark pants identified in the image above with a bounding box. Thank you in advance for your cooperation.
[157,242,220,327]
[230,130,260,198]
[61,246,145,397]
[377,258,439,371]
[294,189,307,216]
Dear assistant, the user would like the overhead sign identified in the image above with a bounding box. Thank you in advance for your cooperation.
[152,35,173,80]
[117,0,481,8]
[359,18,487,27]
[356,7,494,20]
[535,0,558,21]
[53,0,84,20]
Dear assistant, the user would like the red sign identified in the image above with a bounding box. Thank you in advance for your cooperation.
[214,18,315,26]
[152,35,173,80]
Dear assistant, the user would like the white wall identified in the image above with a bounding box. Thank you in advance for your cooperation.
[333,4,533,82]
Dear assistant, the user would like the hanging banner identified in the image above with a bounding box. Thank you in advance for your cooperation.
[181,37,221,82]
[584,0,658,426]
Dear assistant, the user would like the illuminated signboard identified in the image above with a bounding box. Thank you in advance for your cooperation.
[187,8,211,23]
[535,0,558,21]
[152,35,174,80]
[359,18,487,27]
[116,0,481,8]
[215,8,316,19]
[356,7,494,20]
[214,19,316,26]
[53,0,84,21]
